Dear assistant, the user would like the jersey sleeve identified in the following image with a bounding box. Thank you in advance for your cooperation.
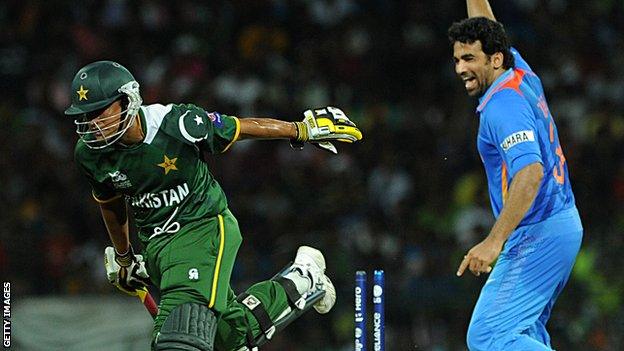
[174,104,240,154]
[74,144,120,203]
[483,89,542,178]
[510,47,533,73]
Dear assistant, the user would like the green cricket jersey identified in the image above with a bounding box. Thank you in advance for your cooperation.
[76,103,293,350]
[74,103,240,245]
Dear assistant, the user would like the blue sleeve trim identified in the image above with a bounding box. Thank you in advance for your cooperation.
[509,153,542,178]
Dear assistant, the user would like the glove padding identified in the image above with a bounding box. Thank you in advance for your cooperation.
[104,246,151,296]
[292,106,363,154]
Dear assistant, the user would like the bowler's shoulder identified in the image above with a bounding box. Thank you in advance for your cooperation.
[481,88,526,115]
[481,89,534,129]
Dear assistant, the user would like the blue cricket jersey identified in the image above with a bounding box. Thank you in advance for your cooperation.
[476,48,575,225]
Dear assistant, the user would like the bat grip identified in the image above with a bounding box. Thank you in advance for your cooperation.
[136,288,158,318]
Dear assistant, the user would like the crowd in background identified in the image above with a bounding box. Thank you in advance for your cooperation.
[2,0,623,350]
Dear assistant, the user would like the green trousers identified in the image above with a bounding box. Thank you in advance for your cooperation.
[144,209,291,350]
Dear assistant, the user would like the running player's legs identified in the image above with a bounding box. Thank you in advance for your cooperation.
[215,281,291,350]
[467,208,582,351]
[147,212,335,350]
[149,210,243,343]
[216,246,336,351]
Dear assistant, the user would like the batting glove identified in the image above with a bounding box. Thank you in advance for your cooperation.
[104,246,151,296]
[292,106,363,154]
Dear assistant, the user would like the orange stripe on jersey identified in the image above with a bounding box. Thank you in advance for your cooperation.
[500,68,526,95]
[477,74,514,111]
[501,162,509,204]
[477,69,528,112]
[549,121,554,143]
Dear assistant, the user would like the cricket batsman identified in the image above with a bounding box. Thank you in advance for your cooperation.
[65,60,362,350]
[450,1,583,350]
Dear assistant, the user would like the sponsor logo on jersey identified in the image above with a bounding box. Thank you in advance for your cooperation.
[207,112,223,128]
[108,171,132,189]
[130,182,190,208]
[500,130,535,152]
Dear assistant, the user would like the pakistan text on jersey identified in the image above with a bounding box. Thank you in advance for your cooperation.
[130,183,190,208]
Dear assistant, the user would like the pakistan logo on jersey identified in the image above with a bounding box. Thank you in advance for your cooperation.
[109,171,132,189]
[157,155,178,175]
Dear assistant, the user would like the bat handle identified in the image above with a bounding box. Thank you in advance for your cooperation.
[136,288,158,318]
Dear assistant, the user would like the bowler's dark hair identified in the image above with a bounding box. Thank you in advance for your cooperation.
[448,17,515,69]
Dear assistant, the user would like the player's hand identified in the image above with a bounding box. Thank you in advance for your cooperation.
[104,246,151,296]
[456,237,503,277]
[292,106,363,154]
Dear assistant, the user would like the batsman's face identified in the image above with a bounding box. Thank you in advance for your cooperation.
[453,40,499,97]
[82,100,124,141]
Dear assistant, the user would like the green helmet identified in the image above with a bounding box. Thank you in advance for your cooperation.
[65,60,141,115]
[65,61,143,149]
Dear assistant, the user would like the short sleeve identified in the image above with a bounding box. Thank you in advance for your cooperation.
[87,173,121,203]
[484,90,542,177]
[175,104,240,154]
[74,145,120,203]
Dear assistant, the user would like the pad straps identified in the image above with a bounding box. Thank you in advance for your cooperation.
[274,276,307,310]
[237,293,276,345]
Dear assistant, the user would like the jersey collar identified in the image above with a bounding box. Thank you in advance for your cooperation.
[138,106,147,137]
[477,68,514,113]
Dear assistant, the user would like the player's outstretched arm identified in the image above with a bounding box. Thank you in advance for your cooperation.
[467,0,496,21]
[237,106,363,153]
[237,118,299,140]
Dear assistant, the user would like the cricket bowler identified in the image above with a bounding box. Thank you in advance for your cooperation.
[450,1,583,350]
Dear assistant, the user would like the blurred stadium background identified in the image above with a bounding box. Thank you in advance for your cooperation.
[2,0,623,350]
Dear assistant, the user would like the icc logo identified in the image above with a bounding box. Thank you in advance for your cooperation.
[108,170,132,189]
[108,171,128,182]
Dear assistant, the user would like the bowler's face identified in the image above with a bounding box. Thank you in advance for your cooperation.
[453,40,494,97]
